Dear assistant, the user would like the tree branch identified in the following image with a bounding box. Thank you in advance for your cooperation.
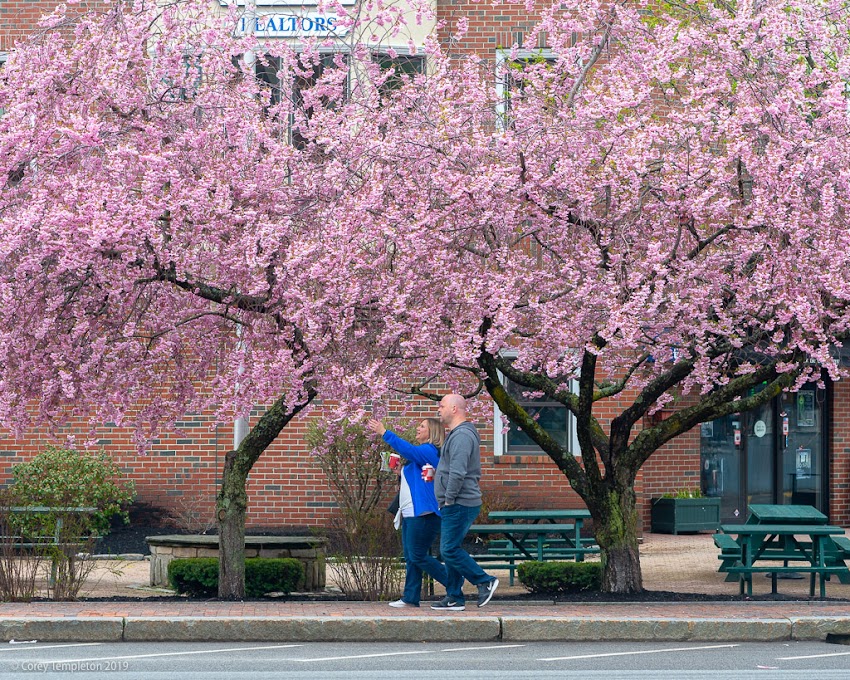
[565,9,616,110]
[625,359,804,471]
[478,350,589,495]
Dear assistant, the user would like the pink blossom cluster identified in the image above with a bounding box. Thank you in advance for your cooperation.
[1,0,850,450]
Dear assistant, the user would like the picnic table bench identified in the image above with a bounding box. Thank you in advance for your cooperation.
[488,509,592,525]
[733,503,847,583]
[716,503,832,575]
[1,506,99,586]
[468,515,599,585]
[716,522,850,597]
[487,509,595,558]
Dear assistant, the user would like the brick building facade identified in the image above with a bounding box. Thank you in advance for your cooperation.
[2,0,849,531]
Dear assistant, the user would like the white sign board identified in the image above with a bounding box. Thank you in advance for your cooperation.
[237,13,349,37]
[222,1,355,5]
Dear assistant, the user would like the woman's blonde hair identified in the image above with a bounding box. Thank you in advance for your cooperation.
[423,417,445,448]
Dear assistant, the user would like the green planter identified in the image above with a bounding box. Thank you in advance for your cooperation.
[650,497,721,534]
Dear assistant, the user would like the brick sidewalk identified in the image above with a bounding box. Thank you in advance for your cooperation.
[2,534,850,643]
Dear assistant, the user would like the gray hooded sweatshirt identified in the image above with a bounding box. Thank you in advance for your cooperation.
[434,421,482,508]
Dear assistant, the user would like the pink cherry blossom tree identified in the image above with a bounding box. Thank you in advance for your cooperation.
[0,0,430,598]
[5,0,850,598]
[305,0,850,592]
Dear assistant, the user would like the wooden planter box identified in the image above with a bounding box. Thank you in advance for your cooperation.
[650,497,721,534]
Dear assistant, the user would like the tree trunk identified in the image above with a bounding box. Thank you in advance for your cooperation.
[217,449,249,599]
[589,485,643,593]
[214,386,317,599]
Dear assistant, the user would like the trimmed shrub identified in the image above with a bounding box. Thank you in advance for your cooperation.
[517,561,602,594]
[168,558,303,598]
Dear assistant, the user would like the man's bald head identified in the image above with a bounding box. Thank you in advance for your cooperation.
[438,393,467,429]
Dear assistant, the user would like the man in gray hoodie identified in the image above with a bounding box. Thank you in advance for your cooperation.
[431,394,499,611]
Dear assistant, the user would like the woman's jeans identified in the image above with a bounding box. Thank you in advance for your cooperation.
[439,503,493,603]
[400,513,447,605]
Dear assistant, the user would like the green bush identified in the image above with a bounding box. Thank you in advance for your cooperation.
[10,446,136,537]
[517,561,602,594]
[661,488,704,499]
[168,558,304,598]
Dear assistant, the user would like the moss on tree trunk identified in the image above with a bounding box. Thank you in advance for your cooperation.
[217,451,249,599]
[588,487,642,593]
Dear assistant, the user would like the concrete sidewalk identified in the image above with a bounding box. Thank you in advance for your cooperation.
[1,533,849,643]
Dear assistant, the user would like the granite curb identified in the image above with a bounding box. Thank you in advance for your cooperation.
[1,614,850,643]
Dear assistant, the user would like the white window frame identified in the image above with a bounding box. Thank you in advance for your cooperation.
[492,353,579,457]
[221,0,356,5]
[495,48,556,126]
[0,53,7,118]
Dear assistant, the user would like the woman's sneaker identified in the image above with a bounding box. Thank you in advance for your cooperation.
[477,578,499,607]
[388,599,418,608]
[430,597,465,611]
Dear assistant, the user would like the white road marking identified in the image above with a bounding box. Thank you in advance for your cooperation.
[47,643,303,663]
[778,651,850,660]
[442,644,526,652]
[539,643,738,661]
[0,643,102,653]
[278,644,526,662]
[298,650,433,662]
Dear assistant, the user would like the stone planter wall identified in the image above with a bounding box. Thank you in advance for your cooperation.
[146,535,327,591]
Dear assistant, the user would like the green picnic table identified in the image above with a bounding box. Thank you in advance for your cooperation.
[717,522,849,597]
[2,506,99,587]
[488,509,592,524]
[470,510,599,585]
[469,523,584,560]
[743,504,831,581]
[487,509,594,560]
[746,504,828,525]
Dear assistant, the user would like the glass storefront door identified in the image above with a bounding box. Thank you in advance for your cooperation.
[745,397,775,507]
[778,387,824,509]
[700,413,742,521]
[699,386,826,523]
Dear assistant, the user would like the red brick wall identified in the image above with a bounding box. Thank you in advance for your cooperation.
[0,395,588,529]
[0,0,110,53]
[437,0,551,57]
[830,380,850,524]
[7,381,844,531]
[0,408,338,529]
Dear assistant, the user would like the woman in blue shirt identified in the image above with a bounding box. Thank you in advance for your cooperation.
[368,417,448,607]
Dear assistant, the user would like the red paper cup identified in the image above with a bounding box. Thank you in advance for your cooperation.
[421,464,435,482]
[388,453,400,470]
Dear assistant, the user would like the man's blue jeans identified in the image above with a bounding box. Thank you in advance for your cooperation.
[401,513,447,605]
[439,503,493,604]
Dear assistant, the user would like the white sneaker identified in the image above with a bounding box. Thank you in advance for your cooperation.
[388,599,418,608]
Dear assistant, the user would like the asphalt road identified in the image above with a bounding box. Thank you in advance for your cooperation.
[2,640,850,679]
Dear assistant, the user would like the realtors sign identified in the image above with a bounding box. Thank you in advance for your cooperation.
[221,1,355,4]
[237,13,349,37]
[226,1,352,37]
